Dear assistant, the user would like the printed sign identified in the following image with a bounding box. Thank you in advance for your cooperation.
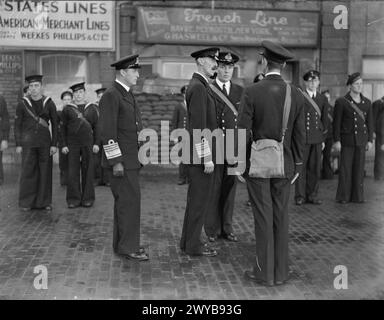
[137,7,319,47]
[0,0,115,50]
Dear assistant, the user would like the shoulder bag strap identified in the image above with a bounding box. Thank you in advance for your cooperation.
[209,84,238,116]
[281,84,292,142]
[343,97,365,121]
[299,89,322,116]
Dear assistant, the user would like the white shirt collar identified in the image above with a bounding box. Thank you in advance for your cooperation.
[265,72,281,76]
[115,79,130,93]
[306,89,317,98]
[215,79,231,92]
[195,72,209,83]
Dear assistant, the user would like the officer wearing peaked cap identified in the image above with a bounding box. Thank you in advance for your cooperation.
[94,87,110,187]
[61,82,100,208]
[180,47,220,257]
[172,85,189,185]
[238,40,305,286]
[98,54,148,261]
[15,75,58,211]
[0,94,10,185]
[204,51,243,243]
[333,73,373,203]
[294,70,330,205]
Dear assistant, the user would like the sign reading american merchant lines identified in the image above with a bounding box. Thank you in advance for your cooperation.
[0,0,114,51]
[137,7,319,47]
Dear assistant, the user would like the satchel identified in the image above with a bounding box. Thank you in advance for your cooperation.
[249,84,291,178]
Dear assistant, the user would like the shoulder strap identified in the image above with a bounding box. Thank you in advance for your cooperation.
[343,97,365,121]
[281,84,292,142]
[299,89,322,116]
[209,84,238,116]
[21,98,49,128]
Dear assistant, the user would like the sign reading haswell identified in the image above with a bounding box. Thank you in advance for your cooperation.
[137,7,319,47]
[0,0,114,51]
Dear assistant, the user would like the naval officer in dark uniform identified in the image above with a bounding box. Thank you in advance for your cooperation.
[204,51,243,243]
[373,95,384,180]
[238,41,305,286]
[180,47,220,257]
[57,90,73,186]
[0,94,10,186]
[61,82,100,208]
[99,54,148,261]
[295,70,329,205]
[94,88,110,187]
[15,75,58,211]
[333,73,373,203]
[321,90,335,179]
[172,85,189,185]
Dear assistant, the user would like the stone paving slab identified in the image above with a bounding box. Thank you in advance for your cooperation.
[0,161,384,300]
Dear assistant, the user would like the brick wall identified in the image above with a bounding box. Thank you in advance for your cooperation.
[320,1,350,103]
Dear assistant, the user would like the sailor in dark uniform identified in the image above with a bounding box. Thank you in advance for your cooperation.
[204,51,243,243]
[61,82,99,208]
[295,70,329,205]
[180,47,220,257]
[172,85,189,185]
[0,94,10,185]
[373,95,384,180]
[321,90,335,179]
[333,73,373,203]
[238,41,305,286]
[99,54,149,261]
[57,91,73,186]
[94,88,110,187]
[15,75,58,211]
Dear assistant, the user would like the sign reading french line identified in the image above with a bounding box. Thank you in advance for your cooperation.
[0,0,114,51]
[137,7,319,47]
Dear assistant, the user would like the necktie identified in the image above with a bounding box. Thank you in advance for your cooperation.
[223,83,228,96]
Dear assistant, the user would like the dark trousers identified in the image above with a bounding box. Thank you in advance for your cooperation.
[204,164,237,237]
[66,145,95,206]
[295,143,322,201]
[180,165,215,255]
[247,178,290,284]
[108,169,141,254]
[94,149,109,185]
[59,151,68,186]
[336,145,366,202]
[374,138,384,180]
[322,137,334,179]
[0,151,3,183]
[178,163,188,182]
[19,147,52,208]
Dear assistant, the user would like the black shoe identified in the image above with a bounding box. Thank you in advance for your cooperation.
[177,180,187,185]
[307,199,322,205]
[275,279,288,286]
[244,270,274,286]
[82,202,93,208]
[222,233,238,242]
[295,198,305,206]
[45,205,52,211]
[124,252,149,261]
[207,236,217,243]
[20,207,32,212]
[68,204,80,209]
[337,200,348,204]
[193,247,217,257]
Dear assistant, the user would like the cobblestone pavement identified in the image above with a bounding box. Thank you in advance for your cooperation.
[0,160,384,300]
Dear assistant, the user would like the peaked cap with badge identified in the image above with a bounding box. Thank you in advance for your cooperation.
[111,54,141,70]
[260,40,295,64]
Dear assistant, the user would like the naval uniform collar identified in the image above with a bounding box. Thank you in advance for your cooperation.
[115,79,131,93]
[195,71,210,83]
[265,71,281,76]
[215,79,231,93]
[306,89,317,98]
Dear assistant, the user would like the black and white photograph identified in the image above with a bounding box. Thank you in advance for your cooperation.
[0,0,384,306]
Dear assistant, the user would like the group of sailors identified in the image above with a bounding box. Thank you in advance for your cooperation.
[1,39,384,287]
